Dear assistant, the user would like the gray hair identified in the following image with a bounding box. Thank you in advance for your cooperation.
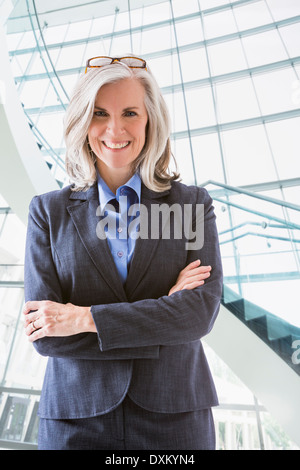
[64,61,179,191]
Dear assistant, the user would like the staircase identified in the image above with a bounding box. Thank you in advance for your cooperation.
[222,284,300,375]
[202,179,300,446]
[202,179,300,374]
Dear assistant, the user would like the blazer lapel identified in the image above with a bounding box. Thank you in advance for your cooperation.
[67,184,127,302]
[125,184,170,296]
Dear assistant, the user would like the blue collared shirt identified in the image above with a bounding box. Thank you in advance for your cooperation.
[97,171,141,285]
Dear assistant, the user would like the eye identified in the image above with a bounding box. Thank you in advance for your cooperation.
[124,110,137,117]
[94,110,108,117]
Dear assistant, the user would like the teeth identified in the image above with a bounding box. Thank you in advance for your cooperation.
[104,141,130,149]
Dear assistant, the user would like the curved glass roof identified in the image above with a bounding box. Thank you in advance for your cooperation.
[6,0,300,191]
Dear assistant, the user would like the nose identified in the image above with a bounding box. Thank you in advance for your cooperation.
[106,116,125,136]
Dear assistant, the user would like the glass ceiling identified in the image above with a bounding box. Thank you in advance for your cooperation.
[5,0,300,191]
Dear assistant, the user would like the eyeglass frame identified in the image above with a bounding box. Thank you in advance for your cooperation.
[85,56,147,73]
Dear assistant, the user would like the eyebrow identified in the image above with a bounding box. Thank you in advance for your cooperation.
[94,106,140,111]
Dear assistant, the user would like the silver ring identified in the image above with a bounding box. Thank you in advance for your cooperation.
[32,321,36,331]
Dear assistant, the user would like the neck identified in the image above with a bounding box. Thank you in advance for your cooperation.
[97,162,134,194]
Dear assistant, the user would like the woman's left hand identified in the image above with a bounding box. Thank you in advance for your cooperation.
[23,300,96,342]
[168,259,211,296]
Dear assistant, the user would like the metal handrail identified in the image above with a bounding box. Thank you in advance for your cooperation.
[220,231,300,245]
[219,221,287,236]
[212,195,300,231]
[201,180,300,212]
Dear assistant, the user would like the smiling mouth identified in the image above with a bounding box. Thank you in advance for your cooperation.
[103,141,130,149]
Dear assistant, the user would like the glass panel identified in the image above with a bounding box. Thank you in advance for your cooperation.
[63,19,91,42]
[9,53,32,77]
[185,86,216,128]
[34,113,65,149]
[43,24,69,45]
[54,44,86,70]
[12,30,35,49]
[174,18,204,45]
[20,79,53,109]
[199,0,230,9]
[241,30,288,68]
[85,39,112,59]
[221,125,278,186]
[139,2,171,26]
[113,11,130,32]
[138,25,175,54]
[3,316,47,389]
[252,68,300,115]
[59,74,81,98]
[0,287,23,380]
[110,35,133,56]
[282,186,300,211]
[171,138,194,185]
[0,396,29,441]
[171,0,199,17]
[180,48,210,82]
[242,280,300,328]
[192,133,224,184]
[164,90,187,133]
[266,0,300,21]
[129,7,144,32]
[207,38,248,76]
[0,392,41,447]
[204,344,299,450]
[203,9,238,39]
[279,23,300,57]
[265,118,300,180]
[5,31,25,51]
[148,55,181,88]
[0,213,26,262]
[215,78,260,123]
[23,53,46,75]
[233,1,273,30]
[89,14,116,36]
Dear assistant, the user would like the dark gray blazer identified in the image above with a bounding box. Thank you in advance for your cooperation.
[24,180,223,419]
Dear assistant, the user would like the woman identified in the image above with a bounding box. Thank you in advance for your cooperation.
[23,56,223,450]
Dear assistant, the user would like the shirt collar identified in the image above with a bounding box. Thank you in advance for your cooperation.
[97,170,141,210]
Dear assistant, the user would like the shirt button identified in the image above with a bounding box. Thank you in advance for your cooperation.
[117,251,123,258]
[117,227,123,233]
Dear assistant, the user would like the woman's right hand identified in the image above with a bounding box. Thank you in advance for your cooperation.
[168,259,211,296]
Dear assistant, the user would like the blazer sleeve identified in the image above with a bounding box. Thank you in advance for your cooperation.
[91,187,223,351]
[24,196,159,360]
